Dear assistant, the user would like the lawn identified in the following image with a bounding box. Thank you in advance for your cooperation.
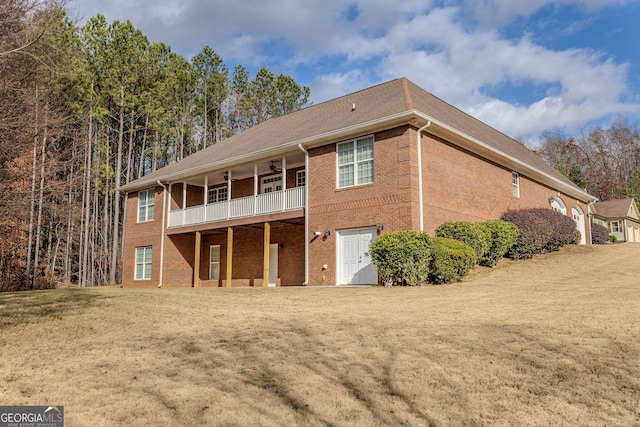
[1,244,639,426]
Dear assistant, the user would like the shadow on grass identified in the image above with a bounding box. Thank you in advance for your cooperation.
[148,323,440,426]
[0,289,113,329]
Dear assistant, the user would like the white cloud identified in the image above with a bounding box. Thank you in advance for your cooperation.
[67,0,639,137]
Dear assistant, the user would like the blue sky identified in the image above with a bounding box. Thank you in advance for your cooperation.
[66,0,640,141]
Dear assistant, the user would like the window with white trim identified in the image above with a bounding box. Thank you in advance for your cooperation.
[209,245,220,280]
[208,187,228,203]
[511,172,520,197]
[138,189,155,222]
[338,136,374,188]
[611,221,620,232]
[135,246,152,280]
[262,175,282,193]
[296,170,306,187]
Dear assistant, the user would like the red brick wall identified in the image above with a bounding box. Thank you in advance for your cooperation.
[122,187,163,288]
[307,126,418,285]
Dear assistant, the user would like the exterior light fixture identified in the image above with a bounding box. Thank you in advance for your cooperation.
[377,224,384,231]
[324,229,331,237]
[313,231,322,236]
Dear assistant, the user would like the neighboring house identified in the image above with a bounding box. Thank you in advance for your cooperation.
[591,198,640,242]
[119,78,597,288]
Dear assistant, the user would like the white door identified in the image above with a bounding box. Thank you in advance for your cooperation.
[572,207,586,245]
[339,228,377,285]
[268,243,278,286]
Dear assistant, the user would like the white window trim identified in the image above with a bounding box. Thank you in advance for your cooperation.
[337,135,374,188]
[138,188,155,222]
[611,221,620,232]
[261,174,282,193]
[511,172,520,198]
[208,186,228,204]
[134,246,152,280]
[209,245,221,280]
[296,170,306,188]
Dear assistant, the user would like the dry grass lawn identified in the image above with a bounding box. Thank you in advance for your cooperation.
[1,244,639,426]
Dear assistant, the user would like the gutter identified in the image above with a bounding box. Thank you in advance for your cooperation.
[298,144,309,286]
[416,121,431,232]
[157,180,167,288]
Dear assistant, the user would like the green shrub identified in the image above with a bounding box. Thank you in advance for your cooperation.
[608,234,617,243]
[427,237,476,284]
[476,220,520,267]
[435,221,489,262]
[591,223,609,244]
[369,231,432,287]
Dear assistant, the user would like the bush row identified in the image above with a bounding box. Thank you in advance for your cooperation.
[369,231,477,286]
[500,208,578,259]
[435,220,519,267]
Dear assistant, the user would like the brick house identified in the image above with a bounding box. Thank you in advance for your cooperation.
[119,78,597,288]
[591,198,640,242]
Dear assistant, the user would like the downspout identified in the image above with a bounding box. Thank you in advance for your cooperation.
[298,143,309,286]
[417,121,431,232]
[157,180,167,288]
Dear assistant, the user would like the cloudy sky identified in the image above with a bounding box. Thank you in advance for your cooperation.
[66,0,640,140]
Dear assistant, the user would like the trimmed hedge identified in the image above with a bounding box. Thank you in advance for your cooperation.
[476,220,520,267]
[427,237,476,284]
[368,231,432,287]
[435,221,489,262]
[501,208,579,259]
[591,222,609,244]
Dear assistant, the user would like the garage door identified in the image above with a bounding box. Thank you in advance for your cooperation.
[338,228,378,285]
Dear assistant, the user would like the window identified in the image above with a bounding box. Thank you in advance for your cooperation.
[296,170,306,187]
[209,245,220,280]
[611,221,620,232]
[262,175,282,193]
[338,136,374,188]
[135,246,152,280]
[208,187,228,203]
[138,189,155,222]
[511,172,520,197]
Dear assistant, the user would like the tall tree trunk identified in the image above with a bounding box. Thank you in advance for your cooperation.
[32,103,49,289]
[80,112,92,287]
[25,87,39,289]
[111,86,125,285]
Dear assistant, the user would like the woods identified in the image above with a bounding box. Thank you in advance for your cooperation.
[0,1,310,290]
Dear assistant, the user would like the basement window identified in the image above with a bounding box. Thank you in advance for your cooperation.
[135,246,152,280]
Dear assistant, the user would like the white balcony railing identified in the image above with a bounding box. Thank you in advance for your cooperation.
[168,186,305,228]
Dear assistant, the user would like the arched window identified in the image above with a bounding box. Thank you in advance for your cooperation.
[549,197,567,215]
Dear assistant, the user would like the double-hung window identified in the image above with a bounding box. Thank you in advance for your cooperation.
[208,187,228,203]
[135,246,152,280]
[337,136,374,188]
[511,172,520,198]
[138,189,155,222]
[611,221,620,232]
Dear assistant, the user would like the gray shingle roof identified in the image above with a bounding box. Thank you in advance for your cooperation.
[120,77,588,197]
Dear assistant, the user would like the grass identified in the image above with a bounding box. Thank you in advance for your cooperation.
[1,244,639,426]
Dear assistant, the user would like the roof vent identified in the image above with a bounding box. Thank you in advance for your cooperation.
[351,103,356,111]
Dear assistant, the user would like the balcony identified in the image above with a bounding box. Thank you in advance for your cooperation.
[168,186,305,229]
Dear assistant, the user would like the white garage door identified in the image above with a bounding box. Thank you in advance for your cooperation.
[338,227,378,285]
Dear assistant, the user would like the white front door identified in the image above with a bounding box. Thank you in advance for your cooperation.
[268,243,278,286]
[339,228,377,285]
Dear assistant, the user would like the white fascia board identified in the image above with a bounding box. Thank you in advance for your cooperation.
[413,112,598,203]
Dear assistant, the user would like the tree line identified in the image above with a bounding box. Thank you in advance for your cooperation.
[0,0,310,291]
[534,116,640,209]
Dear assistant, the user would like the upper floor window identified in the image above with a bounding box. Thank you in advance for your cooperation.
[511,172,520,198]
[262,175,282,193]
[208,187,228,203]
[138,189,155,222]
[296,170,306,187]
[611,221,620,232]
[338,136,374,188]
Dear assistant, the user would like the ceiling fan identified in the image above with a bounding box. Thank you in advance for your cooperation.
[269,161,282,173]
